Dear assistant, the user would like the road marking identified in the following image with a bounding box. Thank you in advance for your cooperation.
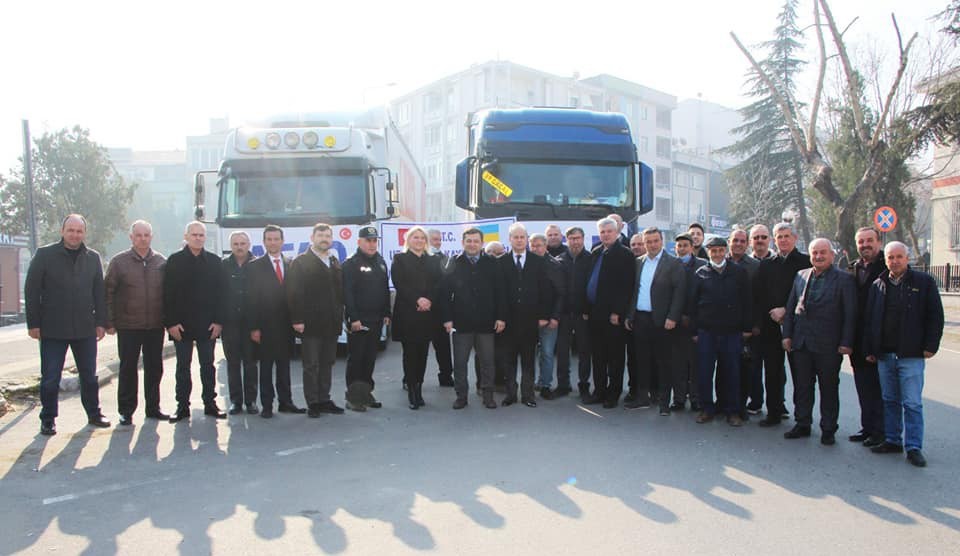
[42,476,171,506]
[576,405,604,418]
[939,347,960,354]
[275,436,364,457]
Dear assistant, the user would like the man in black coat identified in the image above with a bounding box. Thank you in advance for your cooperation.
[555,226,593,400]
[781,239,857,445]
[286,223,345,418]
[754,222,812,427]
[341,226,392,411]
[846,226,887,446]
[247,225,304,418]
[428,228,455,387]
[497,223,553,408]
[221,231,259,416]
[672,233,707,411]
[164,221,226,422]
[441,227,506,409]
[26,214,110,435]
[582,217,635,408]
[625,227,686,414]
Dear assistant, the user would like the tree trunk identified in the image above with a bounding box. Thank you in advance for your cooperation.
[794,158,812,245]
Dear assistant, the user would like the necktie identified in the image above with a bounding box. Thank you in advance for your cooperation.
[274,258,284,283]
[516,254,522,272]
[469,256,478,265]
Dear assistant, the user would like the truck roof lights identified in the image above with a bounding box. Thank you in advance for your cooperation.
[303,131,320,148]
[247,137,261,150]
[265,132,282,149]
[324,135,337,148]
[284,132,300,149]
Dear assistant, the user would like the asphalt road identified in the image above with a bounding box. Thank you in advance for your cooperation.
[1,342,959,555]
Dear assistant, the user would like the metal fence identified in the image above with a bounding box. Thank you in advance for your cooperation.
[915,263,958,292]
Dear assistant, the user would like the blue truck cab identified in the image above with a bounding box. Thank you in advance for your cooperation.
[455,108,653,224]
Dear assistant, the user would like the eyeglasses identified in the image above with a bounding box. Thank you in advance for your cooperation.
[752,235,769,240]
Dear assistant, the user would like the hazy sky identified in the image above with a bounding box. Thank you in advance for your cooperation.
[0,0,949,171]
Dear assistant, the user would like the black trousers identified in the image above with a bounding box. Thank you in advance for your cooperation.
[260,356,293,408]
[590,319,625,402]
[631,312,673,405]
[558,314,592,390]
[502,329,537,400]
[759,332,789,416]
[791,349,841,433]
[402,340,430,385]
[174,337,217,409]
[554,313,574,390]
[116,328,165,417]
[493,332,509,386]
[346,321,382,390]
[222,326,259,407]
[851,354,885,437]
[431,325,453,380]
[745,335,765,411]
[672,331,698,404]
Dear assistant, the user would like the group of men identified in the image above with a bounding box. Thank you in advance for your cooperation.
[25,213,945,467]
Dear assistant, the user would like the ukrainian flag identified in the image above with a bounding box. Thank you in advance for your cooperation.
[476,223,500,242]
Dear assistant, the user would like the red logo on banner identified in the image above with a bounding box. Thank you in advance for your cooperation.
[398,228,409,246]
[339,228,352,240]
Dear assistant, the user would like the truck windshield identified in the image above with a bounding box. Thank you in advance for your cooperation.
[479,161,633,207]
[220,171,368,225]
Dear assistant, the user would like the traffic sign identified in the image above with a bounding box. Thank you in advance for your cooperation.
[873,206,897,232]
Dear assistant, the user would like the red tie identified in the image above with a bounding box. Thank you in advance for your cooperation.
[274,258,283,283]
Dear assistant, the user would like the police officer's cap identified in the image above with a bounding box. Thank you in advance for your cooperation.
[705,236,728,249]
[359,226,379,239]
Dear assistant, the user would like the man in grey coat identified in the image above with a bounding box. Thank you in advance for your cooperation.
[782,238,857,445]
[26,214,110,435]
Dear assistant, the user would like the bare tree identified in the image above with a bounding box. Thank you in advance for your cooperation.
[730,0,923,248]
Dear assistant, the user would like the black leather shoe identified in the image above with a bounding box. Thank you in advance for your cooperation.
[40,420,56,436]
[483,394,497,409]
[540,388,554,400]
[784,425,811,439]
[346,400,367,412]
[204,405,227,419]
[670,402,685,411]
[119,415,133,426]
[88,414,111,428]
[228,403,243,415]
[659,406,671,416]
[602,399,618,409]
[554,386,572,397]
[307,404,322,418]
[278,403,306,414]
[261,407,274,418]
[758,415,783,427]
[317,401,344,415]
[906,449,927,467]
[501,395,517,407]
[582,395,603,405]
[821,433,836,445]
[246,403,259,414]
[145,410,170,420]
[863,435,884,448]
[848,431,869,442]
[522,398,537,408]
[366,394,383,409]
[169,408,190,423]
[453,397,468,410]
[871,441,904,454]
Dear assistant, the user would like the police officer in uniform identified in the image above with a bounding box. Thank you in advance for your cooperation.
[341,226,391,411]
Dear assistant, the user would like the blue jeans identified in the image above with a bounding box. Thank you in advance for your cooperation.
[536,324,559,388]
[39,337,100,421]
[696,330,742,416]
[877,354,925,451]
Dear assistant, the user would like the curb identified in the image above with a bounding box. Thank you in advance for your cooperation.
[59,343,178,393]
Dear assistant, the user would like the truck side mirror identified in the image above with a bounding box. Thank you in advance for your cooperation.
[455,157,472,210]
[637,162,654,214]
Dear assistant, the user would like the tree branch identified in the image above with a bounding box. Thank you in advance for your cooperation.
[730,31,810,158]
[819,0,870,146]
[871,15,918,147]
[808,2,828,154]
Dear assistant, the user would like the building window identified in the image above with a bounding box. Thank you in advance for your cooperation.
[446,89,456,112]
[395,102,411,125]
[424,161,442,188]
[446,122,458,144]
[640,105,649,120]
[656,166,671,189]
[656,108,671,130]
[951,198,960,249]
[639,136,649,154]
[656,137,671,159]
[424,125,441,151]
[655,197,671,221]
[424,91,443,114]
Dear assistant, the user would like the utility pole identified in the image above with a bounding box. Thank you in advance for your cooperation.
[22,120,38,255]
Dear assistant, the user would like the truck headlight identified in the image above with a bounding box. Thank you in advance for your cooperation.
[284,132,300,148]
[265,132,282,149]
[303,131,320,148]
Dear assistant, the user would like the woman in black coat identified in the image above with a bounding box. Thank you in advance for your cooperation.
[391,226,442,409]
